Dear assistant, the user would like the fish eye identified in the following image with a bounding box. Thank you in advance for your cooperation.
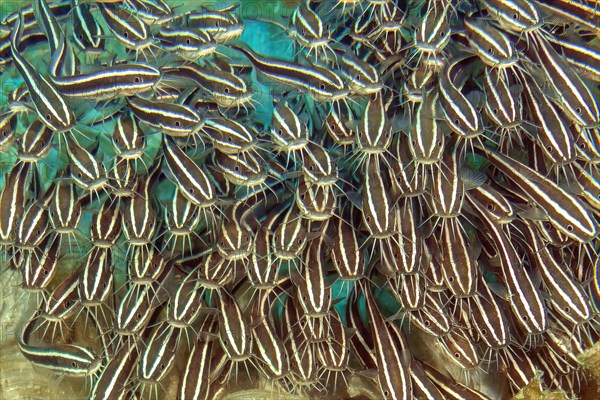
[566,225,574,231]
[72,361,77,367]
[320,84,326,90]
[481,328,487,335]
[186,39,191,45]
[564,307,570,314]
[175,121,181,127]
[546,145,553,153]
[487,203,495,211]
[123,31,129,38]
[224,87,230,93]
[454,352,461,359]
[454,119,460,126]
[512,13,519,20]
[309,164,315,171]
[575,107,582,114]
[355,75,361,81]
[522,315,528,321]
[487,47,493,54]
[136,313,142,320]
[42,268,48,276]
[493,108,498,115]
[134,77,141,83]
[46,114,51,121]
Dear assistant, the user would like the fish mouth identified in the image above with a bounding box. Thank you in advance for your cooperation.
[80,299,103,308]
[21,285,44,293]
[168,227,194,236]
[352,82,384,95]
[414,41,445,54]
[218,248,251,260]
[277,139,309,152]
[166,319,192,329]
[117,148,146,160]
[318,90,350,103]
[301,38,330,50]
[54,226,77,234]
[0,237,16,246]
[214,92,254,108]
[130,277,155,286]
[215,27,245,43]
[306,175,338,186]
[274,250,299,260]
[493,56,519,69]
[17,154,47,162]
[127,238,152,246]
[83,179,110,193]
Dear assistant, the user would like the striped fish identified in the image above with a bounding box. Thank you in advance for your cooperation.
[128,96,203,137]
[363,282,412,400]
[18,314,102,377]
[230,44,348,102]
[478,147,597,242]
[527,33,600,128]
[9,14,74,132]
[52,63,161,100]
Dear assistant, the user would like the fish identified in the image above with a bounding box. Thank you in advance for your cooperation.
[52,63,161,100]
[9,13,74,132]
[229,43,348,102]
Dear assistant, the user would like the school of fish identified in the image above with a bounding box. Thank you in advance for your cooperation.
[0,0,599,399]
